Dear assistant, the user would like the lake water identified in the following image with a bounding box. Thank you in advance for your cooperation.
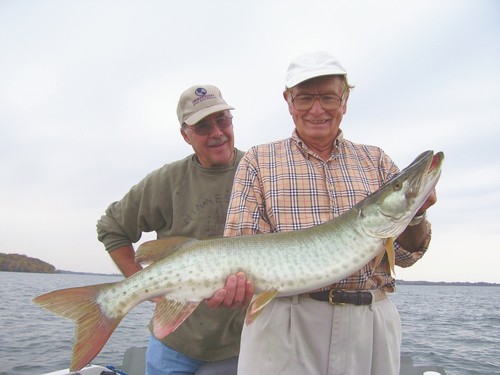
[0,272,499,375]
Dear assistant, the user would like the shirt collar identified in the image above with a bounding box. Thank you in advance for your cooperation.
[292,129,344,161]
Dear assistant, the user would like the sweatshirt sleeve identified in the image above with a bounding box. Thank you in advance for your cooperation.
[96,167,170,252]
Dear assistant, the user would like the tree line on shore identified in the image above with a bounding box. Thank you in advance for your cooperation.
[0,253,55,273]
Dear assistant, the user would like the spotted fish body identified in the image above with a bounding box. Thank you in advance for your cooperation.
[34,150,444,371]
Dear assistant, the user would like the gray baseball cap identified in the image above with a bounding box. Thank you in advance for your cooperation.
[177,85,234,125]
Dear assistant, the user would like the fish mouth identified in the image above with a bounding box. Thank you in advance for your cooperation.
[422,151,444,188]
[409,150,444,173]
[429,151,444,173]
[404,150,443,204]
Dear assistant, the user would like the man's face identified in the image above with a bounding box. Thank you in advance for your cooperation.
[284,76,348,146]
[181,110,235,167]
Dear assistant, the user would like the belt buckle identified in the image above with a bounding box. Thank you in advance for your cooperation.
[328,290,345,305]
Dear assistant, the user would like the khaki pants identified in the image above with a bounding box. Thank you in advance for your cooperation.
[237,292,401,375]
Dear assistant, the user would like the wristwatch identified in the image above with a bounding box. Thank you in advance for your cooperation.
[408,212,426,226]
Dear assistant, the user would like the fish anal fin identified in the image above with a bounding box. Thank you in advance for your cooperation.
[245,288,279,326]
[136,237,196,265]
[152,297,200,338]
[33,284,123,372]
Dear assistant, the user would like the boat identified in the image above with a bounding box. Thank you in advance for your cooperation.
[43,347,447,375]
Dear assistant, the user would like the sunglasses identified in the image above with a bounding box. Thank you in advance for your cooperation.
[184,115,233,136]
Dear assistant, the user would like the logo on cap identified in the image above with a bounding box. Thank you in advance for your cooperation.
[195,88,207,96]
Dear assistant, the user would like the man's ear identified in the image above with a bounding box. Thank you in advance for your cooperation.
[180,128,191,145]
[283,90,293,115]
[341,92,349,115]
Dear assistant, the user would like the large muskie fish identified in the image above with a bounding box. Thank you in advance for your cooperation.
[34,150,443,371]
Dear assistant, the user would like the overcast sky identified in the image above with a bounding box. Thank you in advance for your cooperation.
[1,0,499,283]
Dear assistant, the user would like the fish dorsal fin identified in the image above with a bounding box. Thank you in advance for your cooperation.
[245,288,279,326]
[136,237,196,265]
[152,297,200,339]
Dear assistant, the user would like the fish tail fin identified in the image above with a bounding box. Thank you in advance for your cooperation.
[33,283,123,371]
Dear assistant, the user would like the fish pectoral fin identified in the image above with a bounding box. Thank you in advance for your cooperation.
[373,250,385,270]
[373,238,395,276]
[384,237,396,275]
[245,288,279,326]
[152,297,200,339]
[136,237,197,265]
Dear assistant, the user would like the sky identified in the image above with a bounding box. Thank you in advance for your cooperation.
[1,0,499,283]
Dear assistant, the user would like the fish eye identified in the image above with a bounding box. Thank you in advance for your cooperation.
[392,181,402,191]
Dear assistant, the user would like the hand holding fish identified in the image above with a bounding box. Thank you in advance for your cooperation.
[416,188,437,215]
[205,272,255,309]
[397,184,439,252]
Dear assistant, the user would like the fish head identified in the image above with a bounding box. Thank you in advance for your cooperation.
[359,150,444,238]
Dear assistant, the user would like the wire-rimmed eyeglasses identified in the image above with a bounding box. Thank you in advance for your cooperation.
[184,115,233,136]
[290,92,345,111]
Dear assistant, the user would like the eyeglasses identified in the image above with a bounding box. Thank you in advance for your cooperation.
[185,115,233,136]
[290,92,345,111]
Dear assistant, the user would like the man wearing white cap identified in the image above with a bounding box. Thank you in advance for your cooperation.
[97,84,253,375]
[224,52,438,375]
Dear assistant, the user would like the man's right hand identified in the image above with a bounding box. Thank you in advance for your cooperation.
[205,272,255,309]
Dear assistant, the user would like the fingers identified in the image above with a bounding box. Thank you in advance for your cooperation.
[232,272,255,306]
[205,289,228,309]
[417,188,437,215]
[428,188,437,206]
[243,278,255,305]
[148,296,162,304]
[205,272,254,309]
[221,272,249,308]
[229,272,248,306]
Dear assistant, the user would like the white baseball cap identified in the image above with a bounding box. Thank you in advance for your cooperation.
[285,51,347,88]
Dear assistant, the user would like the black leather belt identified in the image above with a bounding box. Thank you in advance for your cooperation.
[308,290,373,305]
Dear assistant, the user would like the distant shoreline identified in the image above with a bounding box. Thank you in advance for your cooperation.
[396,279,499,287]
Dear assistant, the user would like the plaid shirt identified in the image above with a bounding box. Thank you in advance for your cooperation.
[224,130,431,292]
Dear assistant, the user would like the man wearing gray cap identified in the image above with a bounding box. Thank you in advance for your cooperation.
[97,84,252,375]
[224,52,438,375]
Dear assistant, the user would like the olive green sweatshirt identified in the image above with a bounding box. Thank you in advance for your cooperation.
[96,149,246,361]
